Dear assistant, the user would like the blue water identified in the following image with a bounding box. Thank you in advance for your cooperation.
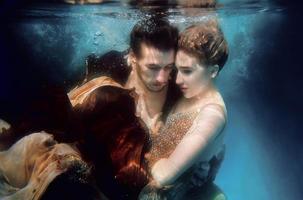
[1,1,303,200]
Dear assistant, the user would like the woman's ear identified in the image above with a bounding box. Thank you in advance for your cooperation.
[209,64,219,78]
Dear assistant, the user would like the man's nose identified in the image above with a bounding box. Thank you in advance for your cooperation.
[156,69,169,83]
[176,71,183,85]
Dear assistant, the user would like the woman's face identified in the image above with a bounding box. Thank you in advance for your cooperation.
[175,50,214,99]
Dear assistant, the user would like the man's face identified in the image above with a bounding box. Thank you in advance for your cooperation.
[134,43,175,92]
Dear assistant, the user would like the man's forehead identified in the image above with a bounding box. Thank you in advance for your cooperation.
[139,43,175,64]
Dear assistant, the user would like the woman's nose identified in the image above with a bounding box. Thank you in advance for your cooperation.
[176,71,183,85]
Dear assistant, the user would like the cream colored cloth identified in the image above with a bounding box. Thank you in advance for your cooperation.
[68,75,161,133]
[68,76,123,107]
[0,132,82,200]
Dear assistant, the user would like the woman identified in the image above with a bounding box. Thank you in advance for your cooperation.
[68,76,150,199]
[139,20,229,200]
[0,76,150,200]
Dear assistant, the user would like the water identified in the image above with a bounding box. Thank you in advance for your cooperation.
[1,1,303,200]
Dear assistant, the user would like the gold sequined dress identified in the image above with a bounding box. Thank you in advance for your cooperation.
[140,104,226,200]
[147,110,199,168]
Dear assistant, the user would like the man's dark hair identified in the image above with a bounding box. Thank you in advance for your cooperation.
[130,17,178,58]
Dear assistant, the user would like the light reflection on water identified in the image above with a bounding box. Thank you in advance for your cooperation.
[13,1,287,19]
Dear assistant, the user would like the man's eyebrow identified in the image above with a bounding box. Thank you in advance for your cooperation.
[147,64,161,68]
[147,63,174,68]
[178,66,191,69]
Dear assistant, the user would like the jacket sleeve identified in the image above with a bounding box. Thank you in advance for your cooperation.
[85,50,130,85]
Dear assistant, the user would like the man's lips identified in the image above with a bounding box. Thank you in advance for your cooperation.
[152,82,167,87]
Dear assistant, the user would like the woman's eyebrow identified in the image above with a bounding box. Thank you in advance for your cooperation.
[165,63,174,68]
[166,63,175,66]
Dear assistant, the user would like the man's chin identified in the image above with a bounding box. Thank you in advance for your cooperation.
[147,84,167,92]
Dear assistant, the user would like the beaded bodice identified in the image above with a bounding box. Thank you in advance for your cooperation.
[147,110,199,167]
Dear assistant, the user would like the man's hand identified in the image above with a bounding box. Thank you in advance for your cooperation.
[0,119,11,135]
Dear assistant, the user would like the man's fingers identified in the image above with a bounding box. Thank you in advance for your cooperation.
[0,119,11,134]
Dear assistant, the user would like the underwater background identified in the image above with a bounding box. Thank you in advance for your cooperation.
[1,0,303,199]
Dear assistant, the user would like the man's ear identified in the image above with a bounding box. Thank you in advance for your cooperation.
[127,50,137,67]
[209,64,219,78]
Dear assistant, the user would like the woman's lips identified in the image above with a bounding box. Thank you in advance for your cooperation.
[180,87,188,92]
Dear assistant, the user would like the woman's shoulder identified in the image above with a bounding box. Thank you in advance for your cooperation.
[200,103,226,116]
[196,101,227,124]
[189,102,226,138]
[200,91,227,118]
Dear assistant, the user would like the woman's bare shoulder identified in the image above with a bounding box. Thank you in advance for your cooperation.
[196,101,227,124]
[198,91,227,118]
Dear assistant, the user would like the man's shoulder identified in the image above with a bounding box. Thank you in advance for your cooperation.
[86,50,131,85]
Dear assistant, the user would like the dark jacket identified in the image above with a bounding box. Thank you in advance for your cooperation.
[85,50,182,121]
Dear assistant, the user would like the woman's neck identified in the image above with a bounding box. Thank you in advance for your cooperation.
[174,85,219,114]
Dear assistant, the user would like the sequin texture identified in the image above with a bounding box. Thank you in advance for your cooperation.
[147,110,199,167]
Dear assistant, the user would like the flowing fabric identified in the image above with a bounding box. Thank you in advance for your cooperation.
[68,76,124,107]
[0,75,149,200]
[0,132,83,200]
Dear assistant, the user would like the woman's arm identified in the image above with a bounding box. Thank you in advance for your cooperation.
[151,104,226,186]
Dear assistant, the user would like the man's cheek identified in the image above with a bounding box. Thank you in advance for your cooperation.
[142,72,152,83]
[145,70,155,80]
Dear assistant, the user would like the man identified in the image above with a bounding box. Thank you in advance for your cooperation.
[80,17,181,131]
[66,17,180,200]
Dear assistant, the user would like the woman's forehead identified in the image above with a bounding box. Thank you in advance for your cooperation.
[176,50,199,67]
